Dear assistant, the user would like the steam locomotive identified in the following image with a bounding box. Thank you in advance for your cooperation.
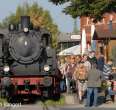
[0,16,61,101]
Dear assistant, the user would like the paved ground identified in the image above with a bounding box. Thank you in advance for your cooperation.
[0,105,116,110]
[0,101,116,110]
[0,93,116,110]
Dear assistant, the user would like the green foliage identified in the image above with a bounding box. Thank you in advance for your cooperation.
[101,80,107,90]
[50,0,116,22]
[0,2,59,48]
[73,18,79,34]
[0,98,7,107]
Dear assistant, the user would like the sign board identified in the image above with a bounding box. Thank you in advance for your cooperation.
[71,35,81,40]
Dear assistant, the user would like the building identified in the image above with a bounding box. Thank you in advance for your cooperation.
[80,12,116,64]
[57,32,81,53]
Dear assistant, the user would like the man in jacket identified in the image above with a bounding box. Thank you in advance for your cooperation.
[85,63,102,107]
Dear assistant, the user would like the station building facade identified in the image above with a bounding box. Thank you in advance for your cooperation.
[57,32,81,53]
[80,12,116,65]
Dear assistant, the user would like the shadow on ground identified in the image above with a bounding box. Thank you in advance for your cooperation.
[7,94,64,106]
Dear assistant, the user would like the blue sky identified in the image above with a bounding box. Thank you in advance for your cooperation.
[0,0,80,32]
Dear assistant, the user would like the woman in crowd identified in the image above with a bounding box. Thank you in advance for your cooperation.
[74,63,87,103]
[82,54,91,72]
[59,58,66,92]
[65,55,77,93]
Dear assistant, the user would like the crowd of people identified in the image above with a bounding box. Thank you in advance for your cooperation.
[58,51,114,107]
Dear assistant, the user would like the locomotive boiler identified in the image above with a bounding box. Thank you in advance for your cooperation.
[0,16,61,101]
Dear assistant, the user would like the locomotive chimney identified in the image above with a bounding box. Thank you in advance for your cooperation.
[21,16,30,29]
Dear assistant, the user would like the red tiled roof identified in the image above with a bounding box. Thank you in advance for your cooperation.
[93,23,116,40]
[81,22,116,41]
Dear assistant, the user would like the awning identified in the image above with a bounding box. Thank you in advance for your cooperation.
[58,45,81,56]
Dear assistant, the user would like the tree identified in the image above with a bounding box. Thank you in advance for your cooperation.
[50,0,116,22]
[73,18,79,34]
[0,2,59,48]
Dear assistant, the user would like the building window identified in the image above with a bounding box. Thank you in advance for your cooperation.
[98,41,104,54]
[100,47,104,54]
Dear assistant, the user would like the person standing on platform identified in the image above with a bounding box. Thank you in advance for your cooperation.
[82,54,91,72]
[97,53,105,71]
[103,59,113,102]
[85,63,102,107]
[65,56,76,93]
[59,58,66,92]
[74,63,87,103]
[88,51,97,65]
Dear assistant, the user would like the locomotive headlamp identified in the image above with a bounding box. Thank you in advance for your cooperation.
[44,65,50,72]
[23,27,29,33]
[9,24,15,31]
[3,66,10,72]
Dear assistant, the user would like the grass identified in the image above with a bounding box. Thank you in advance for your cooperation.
[0,98,8,107]
[0,98,7,103]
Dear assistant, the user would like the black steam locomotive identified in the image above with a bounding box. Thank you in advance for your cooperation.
[0,16,61,100]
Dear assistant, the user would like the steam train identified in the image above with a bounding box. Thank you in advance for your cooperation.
[0,16,61,100]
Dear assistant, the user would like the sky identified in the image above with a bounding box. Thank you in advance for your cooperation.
[0,0,80,32]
